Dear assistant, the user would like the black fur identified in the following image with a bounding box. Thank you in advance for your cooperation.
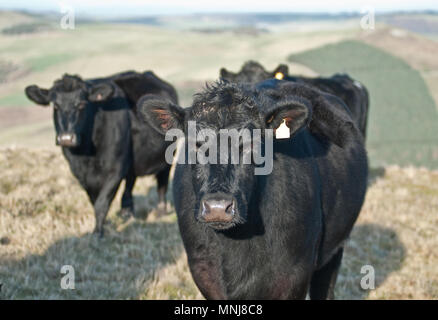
[220,60,369,138]
[140,80,368,299]
[24,71,178,236]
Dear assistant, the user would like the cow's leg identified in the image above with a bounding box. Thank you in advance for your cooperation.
[309,247,344,300]
[86,188,99,205]
[93,175,123,237]
[155,166,170,216]
[120,169,136,219]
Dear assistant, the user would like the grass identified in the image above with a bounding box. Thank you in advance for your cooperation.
[0,121,54,147]
[0,11,36,30]
[1,22,53,36]
[0,60,19,83]
[289,40,438,170]
[26,53,75,72]
[0,148,437,299]
[0,92,30,107]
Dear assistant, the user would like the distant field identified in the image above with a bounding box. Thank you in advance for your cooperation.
[289,40,438,169]
[2,12,437,169]
[0,11,354,148]
[359,27,438,113]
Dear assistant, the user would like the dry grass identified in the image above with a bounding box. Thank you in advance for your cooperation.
[338,166,438,299]
[0,147,437,299]
[0,147,195,299]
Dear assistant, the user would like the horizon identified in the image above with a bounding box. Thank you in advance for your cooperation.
[2,8,438,21]
[1,0,438,18]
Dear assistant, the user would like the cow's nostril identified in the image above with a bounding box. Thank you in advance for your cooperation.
[225,202,235,215]
[201,201,211,216]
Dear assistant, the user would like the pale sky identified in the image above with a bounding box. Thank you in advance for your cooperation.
[1,0,437,17]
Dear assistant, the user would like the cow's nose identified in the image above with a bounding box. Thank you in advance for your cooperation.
[200,195,235,223]
[56,133,79,147]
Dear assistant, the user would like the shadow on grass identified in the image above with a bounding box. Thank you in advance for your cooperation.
[0,173,185,299]
[336,223,406,299]
[129,180,176,220]
[0,217,184,299]
[368,167,386,187]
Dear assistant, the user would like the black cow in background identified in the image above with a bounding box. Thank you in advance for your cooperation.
[25,71,177,236]
[139,79,368,299]
[112,71,177,216]
[220,61,369,138]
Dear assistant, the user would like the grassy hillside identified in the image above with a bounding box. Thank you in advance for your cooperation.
[0,11,355,147]
[0,18,352,107]
[289,40,438,169]
[0,149,437,299]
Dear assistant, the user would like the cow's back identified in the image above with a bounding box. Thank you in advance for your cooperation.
[128,109,171,175]
[112,71,177,176]
[286,74,369,137]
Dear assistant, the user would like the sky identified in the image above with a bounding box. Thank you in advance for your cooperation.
[1,0,438,17]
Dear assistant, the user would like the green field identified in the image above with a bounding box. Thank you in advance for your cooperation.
[289,40,438,169]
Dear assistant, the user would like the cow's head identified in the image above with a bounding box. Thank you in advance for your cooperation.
[220,61,289,84]
[138,81,330,231]
[25,74,114,148]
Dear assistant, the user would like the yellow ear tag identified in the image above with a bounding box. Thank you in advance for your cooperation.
[275,72,284,80]
[275,119,290,139]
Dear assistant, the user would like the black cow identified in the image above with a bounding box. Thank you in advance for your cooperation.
[220,61,369,138]
[139,79,368,299]
[24,71,177,236]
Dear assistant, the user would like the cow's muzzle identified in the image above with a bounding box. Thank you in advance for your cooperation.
[198,193,236,229]
[56,133,80,147]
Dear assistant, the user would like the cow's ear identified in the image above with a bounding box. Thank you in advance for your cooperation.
[272,64,289,79]
[138,94,185,135]
[264,97,311,138]
[309,93,358,148]
[25,85,51,106]
[263,81,358,147]
[88,83,114,102]
[220,68,234,81]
